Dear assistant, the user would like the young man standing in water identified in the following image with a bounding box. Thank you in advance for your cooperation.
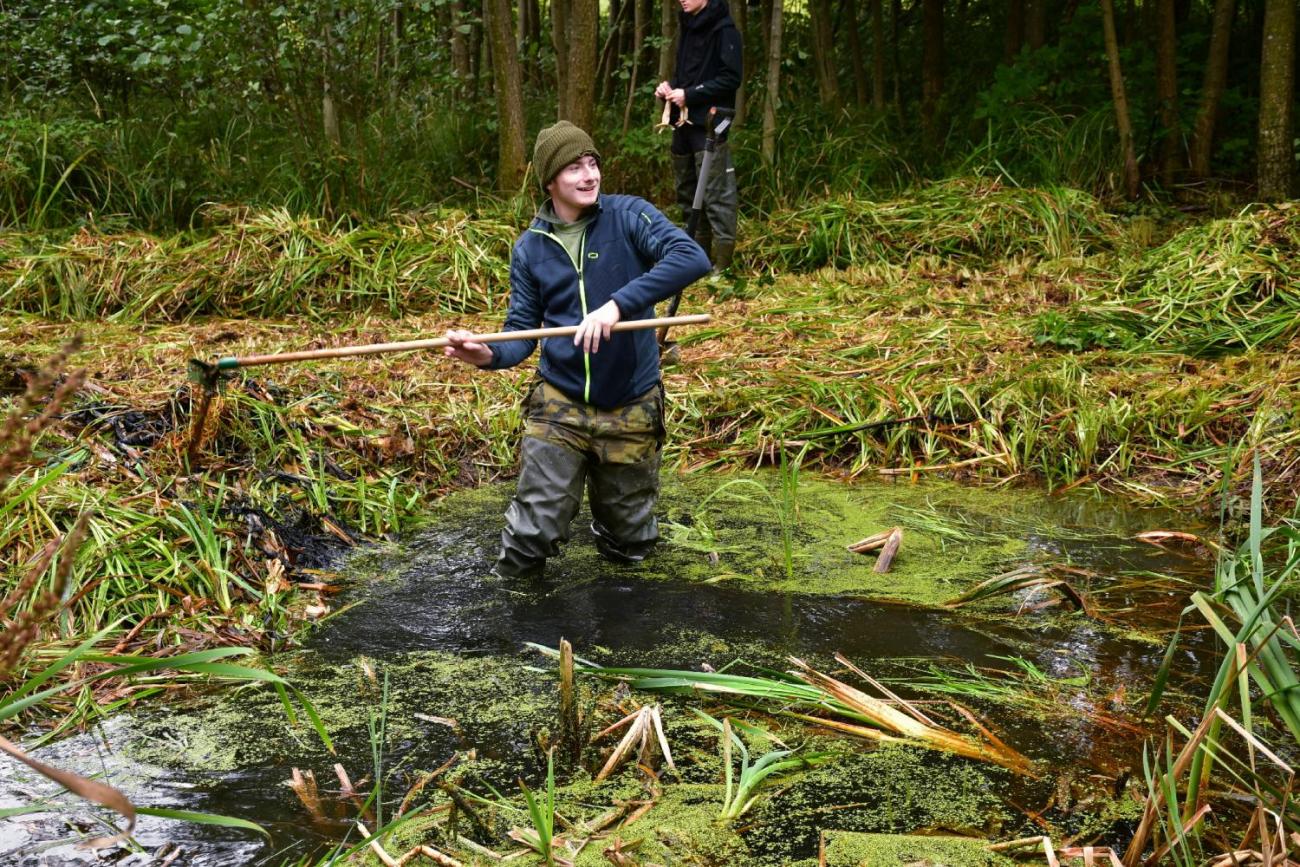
[655,0,742,269]
[444,121,710,578]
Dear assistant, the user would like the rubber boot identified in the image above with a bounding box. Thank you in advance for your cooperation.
[587,453,661,564]
[694,229,714,267]
[711,240,735,271]
[495,437,588,578]
[659,341,682,367]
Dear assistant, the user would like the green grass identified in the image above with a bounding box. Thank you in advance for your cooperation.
[516,748,558,865]
[693,711,830,822]
[1130,457,1300,862]
[531,645,1033,772]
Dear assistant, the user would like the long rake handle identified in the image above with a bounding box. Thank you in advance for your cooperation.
[215,314,712,370]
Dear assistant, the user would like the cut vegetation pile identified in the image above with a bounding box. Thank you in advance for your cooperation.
[1038,205,1300,355]
[0,179,1127,325]
[752,177,1118,271]
[0,207,516,321]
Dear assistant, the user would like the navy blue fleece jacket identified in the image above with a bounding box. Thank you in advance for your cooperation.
[485,194,710,409]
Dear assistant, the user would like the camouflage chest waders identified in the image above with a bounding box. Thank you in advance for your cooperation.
[496,379,666,578]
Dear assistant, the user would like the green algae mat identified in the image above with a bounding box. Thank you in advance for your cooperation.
[430,470,1198,611]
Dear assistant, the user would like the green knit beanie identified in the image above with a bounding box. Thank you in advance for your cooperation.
[533,121,599,190]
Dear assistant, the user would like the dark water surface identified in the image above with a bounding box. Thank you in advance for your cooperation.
[0,478,1218,865]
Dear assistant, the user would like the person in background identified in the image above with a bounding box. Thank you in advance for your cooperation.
[655,0,742,269]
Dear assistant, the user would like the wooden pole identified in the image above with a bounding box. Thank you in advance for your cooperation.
[209,314,712,370]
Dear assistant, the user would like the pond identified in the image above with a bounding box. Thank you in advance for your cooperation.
[0,473,1218,866]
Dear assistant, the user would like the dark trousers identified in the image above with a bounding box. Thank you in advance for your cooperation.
[671,139,738,247]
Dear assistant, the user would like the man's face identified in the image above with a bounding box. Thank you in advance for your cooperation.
[546,154,601,215]
[679,0,708,14]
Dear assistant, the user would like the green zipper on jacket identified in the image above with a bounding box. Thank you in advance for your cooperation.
[528,225,592,403]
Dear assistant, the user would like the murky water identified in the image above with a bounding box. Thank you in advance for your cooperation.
[0,475,1217,865]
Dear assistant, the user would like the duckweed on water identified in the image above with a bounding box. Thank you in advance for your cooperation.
[407,469,1185,611]
[369,744,1019,865]
[789,831,1019,867]
[122,651,559,773]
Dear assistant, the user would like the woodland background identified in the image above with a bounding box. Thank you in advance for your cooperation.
[0,0,1294,232]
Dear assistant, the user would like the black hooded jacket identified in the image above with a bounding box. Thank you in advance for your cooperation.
[669,0,742,131]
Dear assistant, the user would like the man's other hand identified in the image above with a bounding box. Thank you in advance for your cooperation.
[654,80,686,107]
[443,329,493,367]
[574,300,621,354]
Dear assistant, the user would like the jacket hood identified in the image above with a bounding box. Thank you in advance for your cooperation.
[683,0,730,32]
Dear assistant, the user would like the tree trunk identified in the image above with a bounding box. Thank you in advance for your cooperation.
[553,0,572,117]
[1188,0,1233,178]
[1257,0,1296,200]
[486,0,527,190]
[891,0,903,116]
[518,0,531,85]
[658,0,678,84]
[598,0,632,101]
[451,0,471,96]
[476,4,489,100]
[760,0,772,61]
[622,0,648,133]
[391,7,403,88]
[1004,0,1023,62]
[842,0,869,106]
[762,0,784,164]
[322,2,341,150]
[1100,0,1139,198]
[810,0,841,111]
[470,0,486,99]
[519,0,542,86]
[920,0,944,150]
[1154,0,1180,183]
[1024,0,1045,49]
[870,0,885,109]
[733,0,749,124]
[565,0,599,130]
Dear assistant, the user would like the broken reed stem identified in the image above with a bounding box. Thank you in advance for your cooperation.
[846,526,903,573]
[1122,688,1241,864]
[185,385,217,466]
[289,768,324,821]
[396,752,461,817]
[558,638,581,767]
[874,527,903,573]
[847,528,894,552]
[0,733,135,849]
